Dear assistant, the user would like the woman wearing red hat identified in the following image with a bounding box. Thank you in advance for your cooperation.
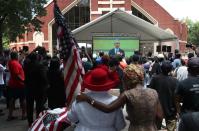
[77,64,163,131]
[67,66,126,131]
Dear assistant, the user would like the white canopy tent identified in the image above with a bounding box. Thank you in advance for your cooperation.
[72,9,177,44]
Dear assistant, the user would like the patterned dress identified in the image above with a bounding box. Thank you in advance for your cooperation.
[124,87,158,131]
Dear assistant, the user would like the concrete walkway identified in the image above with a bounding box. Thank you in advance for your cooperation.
[0,99,28,131]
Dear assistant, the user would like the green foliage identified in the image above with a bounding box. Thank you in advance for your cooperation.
[184,18,199,46]
[189,22,199,45]
[3,36,9,49]
[0,0,47,42]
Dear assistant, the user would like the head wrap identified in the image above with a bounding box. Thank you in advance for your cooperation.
[123,64,144,88]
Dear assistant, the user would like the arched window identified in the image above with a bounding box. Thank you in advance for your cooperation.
[131,6,153,24]
[52,0,90,48]
[64,0,90,30]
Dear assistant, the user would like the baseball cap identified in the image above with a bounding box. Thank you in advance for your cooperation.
[157,54,164,58]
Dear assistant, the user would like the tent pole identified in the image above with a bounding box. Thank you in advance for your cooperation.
[110,14,113,34]
[176,39,179,50]
[159,41,162,54]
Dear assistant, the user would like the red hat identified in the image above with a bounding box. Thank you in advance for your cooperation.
[83,67,119,91]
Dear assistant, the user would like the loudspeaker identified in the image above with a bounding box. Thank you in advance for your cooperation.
[175,49,179,54]
[167,46,171,52]
[162,45,167,52]
[156,46,161,52]
[186,44,193,48]
[23,46,29,52]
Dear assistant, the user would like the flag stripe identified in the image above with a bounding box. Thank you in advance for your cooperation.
[64,58,75,86]
[63,46,75,77]
[49,121,55,131]
[31,113,47,131]
[56,112,68,131]
[65,48,82,105]
[63,50,73,77]
[66,73,80,106]
[64,48,78,91]
[53,109,68,131]
[65,67,77,101]
[34,120,43,131]
[38,123,44,131]
[70,80,82,107]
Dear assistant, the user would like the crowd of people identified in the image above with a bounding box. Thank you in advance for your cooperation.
[76,48,199,131]
[0,46,199,131]
[0,47,66,127]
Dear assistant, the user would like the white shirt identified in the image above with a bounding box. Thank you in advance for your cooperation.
[0,64,6,85]
[177,66,188,81]
[67,91,126,131]
[115,48,120,54]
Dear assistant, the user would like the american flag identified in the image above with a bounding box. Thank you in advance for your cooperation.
[29,107,70,131]
[54,1,85,107]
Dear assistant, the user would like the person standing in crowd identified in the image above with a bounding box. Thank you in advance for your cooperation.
[0,56,6,116]
[130,54,140,65]
[108,56,124,93]
[24,52,48,126]
[194,47,199,57]
[77,64,163,131]
[175,57,199,117]
[178,112,199,131]
[0,56,6,99]
[150,54,164,76]
[7,52,26,121]
[172,53,181,69]
[109,40,125,58]
[176,59,188,81]
[3,50,11,109]
[82,57,92,73]
[95,51,104,65]
[47,56,66,109]
[18,50,26,66]
[68,66,126,131]
[98,54,110,67]
[168,53,174,62]
[143,60,152,88]
[188,53,194,59]
[157,54,165,66]
[149,61,178,131]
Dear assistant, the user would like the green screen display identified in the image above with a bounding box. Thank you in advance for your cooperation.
[93,36,139,57]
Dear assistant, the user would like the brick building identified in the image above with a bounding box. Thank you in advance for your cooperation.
[10,0,187,55]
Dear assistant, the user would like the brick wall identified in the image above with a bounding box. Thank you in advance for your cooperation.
[133,0,187,41]
[11,0,188,53]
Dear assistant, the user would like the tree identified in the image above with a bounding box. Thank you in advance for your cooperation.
[0,0,47,54]
[184,18,199,46]
[189,22,199,46]
[3,35,9,49]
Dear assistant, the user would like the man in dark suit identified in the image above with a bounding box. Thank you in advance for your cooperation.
[108,41,125,58]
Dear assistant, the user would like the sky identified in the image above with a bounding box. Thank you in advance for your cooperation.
[155,0,199,21]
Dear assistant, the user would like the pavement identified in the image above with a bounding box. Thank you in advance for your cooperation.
[0,99,28,131]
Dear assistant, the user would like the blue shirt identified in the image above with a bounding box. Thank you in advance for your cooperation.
[172,59,181,69]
